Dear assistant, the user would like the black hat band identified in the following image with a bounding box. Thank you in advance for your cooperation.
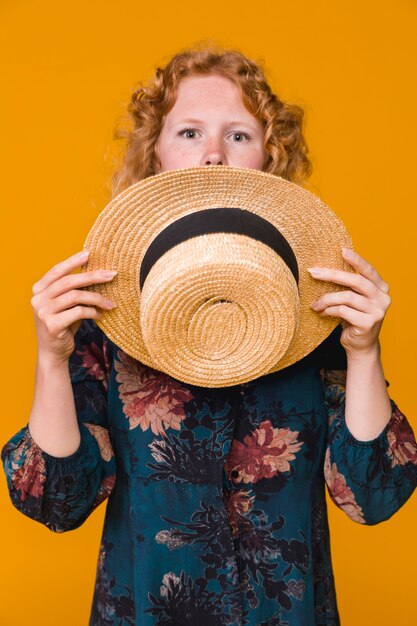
[139,207,299,290]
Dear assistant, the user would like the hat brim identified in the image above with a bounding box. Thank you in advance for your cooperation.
[82,166,353,385]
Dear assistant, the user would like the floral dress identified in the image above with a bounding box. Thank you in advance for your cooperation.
[2,319,417,626]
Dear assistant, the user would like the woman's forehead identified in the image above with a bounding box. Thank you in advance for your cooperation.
[167,75,257,120]
[175,74,239,98]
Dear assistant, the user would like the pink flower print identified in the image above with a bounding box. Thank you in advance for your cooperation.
[115,350,193,436]
[85,424,114,462]
[77,339,111,390]
[386,407,417,468]
[11,430,47,502]
[226,420,303,484]
[324,448,365,524]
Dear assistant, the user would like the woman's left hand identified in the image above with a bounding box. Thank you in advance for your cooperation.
[308,248,391,357]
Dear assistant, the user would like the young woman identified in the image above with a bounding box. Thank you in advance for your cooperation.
[2,47,417,626]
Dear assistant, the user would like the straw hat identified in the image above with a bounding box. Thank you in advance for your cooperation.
[82,165,353,387]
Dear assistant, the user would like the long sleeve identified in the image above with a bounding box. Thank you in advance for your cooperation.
[320,332,417,525]
[1,320,116,533]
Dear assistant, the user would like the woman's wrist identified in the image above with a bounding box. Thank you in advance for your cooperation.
[37,349,70,371]
[345,340,381,364]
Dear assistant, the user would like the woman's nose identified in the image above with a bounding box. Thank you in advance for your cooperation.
[201,144,227,166]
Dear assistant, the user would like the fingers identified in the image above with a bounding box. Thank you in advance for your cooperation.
[42,268,118,301]
[310,287,390,339]
[30,250,119,362]
[307,267,375,298]
[310,291,373,313]
[38,305,104,340]
[310,289,391,317]
[31,268,117,332]
[308,256,389,299]
[312,305,375,330]
[39,289,116,318]
[341,248,389,293]
[31,250,118,302]
[308,248,389,296]
[311,302,385,329]
[31,250,117,324]
[32,250,90,295]
[308,250,390,352]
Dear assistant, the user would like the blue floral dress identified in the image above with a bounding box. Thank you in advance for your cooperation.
[2,320,417,626]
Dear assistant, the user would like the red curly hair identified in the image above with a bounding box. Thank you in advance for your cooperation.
[112,46,312,197]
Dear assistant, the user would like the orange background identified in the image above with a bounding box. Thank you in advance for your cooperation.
[1,1,416,624]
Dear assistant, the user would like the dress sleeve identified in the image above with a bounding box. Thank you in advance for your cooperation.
[320,334,417,525]
[1,319,116,533]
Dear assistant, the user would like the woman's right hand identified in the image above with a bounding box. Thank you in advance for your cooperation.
[31,250,117,364]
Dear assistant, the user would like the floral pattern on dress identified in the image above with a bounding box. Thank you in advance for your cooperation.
[319,369,346,427]
[147,411,235,484]
[77,339,111,390]
[223,486,309,617]
[386,406,417,468]
[153,491,308,624]
[90,540,136,626]
[323,447,365,524]
[153,497,243,625]
[85,423,114,462]
[2,320,417,626]
[6,429,46,502]
[2,421,116,533]
[115,350,193,436]
[147,570,242,626]
[92,474,117,511]
[225,420,303,484]
[224,489,255,535]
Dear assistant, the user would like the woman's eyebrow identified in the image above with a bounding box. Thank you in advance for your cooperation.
[172,118,258,128]
[172,118,205,126]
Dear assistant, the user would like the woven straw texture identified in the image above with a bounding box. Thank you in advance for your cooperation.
[82,166,353,387]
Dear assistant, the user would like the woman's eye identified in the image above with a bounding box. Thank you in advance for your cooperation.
[232,132,250,142]
[178,128,198,139]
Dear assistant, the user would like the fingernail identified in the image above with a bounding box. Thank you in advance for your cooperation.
[310,301,319,309]
[79,249,89,259]
[102,270,118,279]
[342,247,354,257]
[105,300,117,309]
[307,267,324,277]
